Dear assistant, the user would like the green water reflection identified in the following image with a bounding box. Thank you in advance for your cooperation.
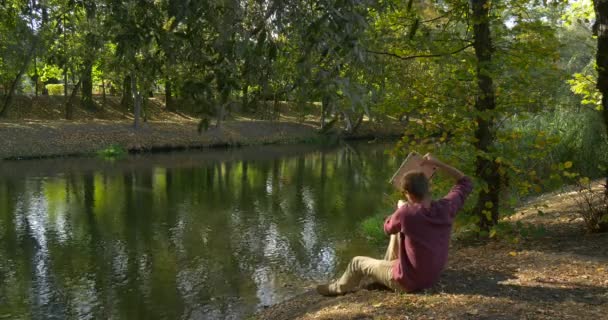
[0,143,399,319]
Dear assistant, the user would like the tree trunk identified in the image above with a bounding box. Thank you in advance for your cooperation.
[242,84,249,112]
[131,72,141,129]
[101,77,106,108]
[342,110,353,132]
[81,61,94,110]
[471,0,500,231]
[65,79,82,120]
[34,51,38,97]
[321,95,329,129]
[121,75,132,110]
[216,102,224,128]
[63,15,68,98]
[273,93,280,120]
[81,0,96,111]
[165,79,174,112]
[1,73,26,118]
[63,65,68,97]
[593,0,608,194]
[0,39,37,117]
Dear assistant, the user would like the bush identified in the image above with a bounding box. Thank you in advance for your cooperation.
[46,84,64,96]
[360,214,388,245]
[573,179,608,233]
[509,107,608,183]
[97,144,127,159]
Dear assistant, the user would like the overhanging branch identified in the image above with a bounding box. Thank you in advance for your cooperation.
[366,43,474,61]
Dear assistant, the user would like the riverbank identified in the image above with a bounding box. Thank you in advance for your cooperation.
[255,183,608,319]
[0,95,405,159]
[0,119,402,160]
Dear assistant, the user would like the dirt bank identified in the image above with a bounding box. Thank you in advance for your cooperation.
[0,119,404,159]
[255,184,608,320]
[0,95,404,159]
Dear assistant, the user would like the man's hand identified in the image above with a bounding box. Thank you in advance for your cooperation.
[422,153,439,166]
[421,153,465,180]
[397,199,407,208]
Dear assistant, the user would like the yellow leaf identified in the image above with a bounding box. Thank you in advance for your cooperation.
[597,268,605,273]
[564,161,573,169]
[373,303,383,308]
[489,229,497,238]
[509,251,517,256]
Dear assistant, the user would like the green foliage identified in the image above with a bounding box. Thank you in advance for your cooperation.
[359,213,387,245]
[97,144,127,159]
[507,107,608,183]
[454,219,547,242]
[39,64,63,83]
[568,67,601,109]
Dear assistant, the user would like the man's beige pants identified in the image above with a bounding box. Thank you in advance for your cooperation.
[328,233,403,294]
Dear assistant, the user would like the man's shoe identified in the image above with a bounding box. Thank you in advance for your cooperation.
[316,283,341,297]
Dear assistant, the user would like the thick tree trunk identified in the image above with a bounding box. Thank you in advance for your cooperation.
[81,61,94,110]
[593,0,608,194]
[121,75,132,110]
[81,0,96,111]
[65,79,82,120]
[471,0,500,231]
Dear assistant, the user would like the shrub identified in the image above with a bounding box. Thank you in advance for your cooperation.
[97,144,127,159]
[360,214,388,245]
[573,178,608,233]
[46,84,64,96]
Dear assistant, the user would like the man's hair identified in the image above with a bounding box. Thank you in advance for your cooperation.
[401,171,429,200]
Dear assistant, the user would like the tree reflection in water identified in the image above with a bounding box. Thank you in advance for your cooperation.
[0,142,398,319]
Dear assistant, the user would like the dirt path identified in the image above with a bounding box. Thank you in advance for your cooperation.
[256,186,608,320]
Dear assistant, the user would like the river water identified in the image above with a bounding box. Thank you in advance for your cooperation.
[0,142,400,319]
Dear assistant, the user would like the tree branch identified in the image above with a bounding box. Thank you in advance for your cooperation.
[366,43,474,61]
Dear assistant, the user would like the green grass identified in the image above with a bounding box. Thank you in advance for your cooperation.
[97,144,127,159]
[510,107,608,181]
[360,213,388,245]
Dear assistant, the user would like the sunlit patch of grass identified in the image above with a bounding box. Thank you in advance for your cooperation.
[360,214,387,245]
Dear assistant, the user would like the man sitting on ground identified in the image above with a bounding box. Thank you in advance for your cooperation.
[316,154,473,295]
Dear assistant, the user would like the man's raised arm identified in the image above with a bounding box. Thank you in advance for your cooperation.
[422,154,473,216]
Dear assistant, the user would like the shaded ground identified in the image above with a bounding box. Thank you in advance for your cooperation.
[256,184,608,320]
[0,95,404,159]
